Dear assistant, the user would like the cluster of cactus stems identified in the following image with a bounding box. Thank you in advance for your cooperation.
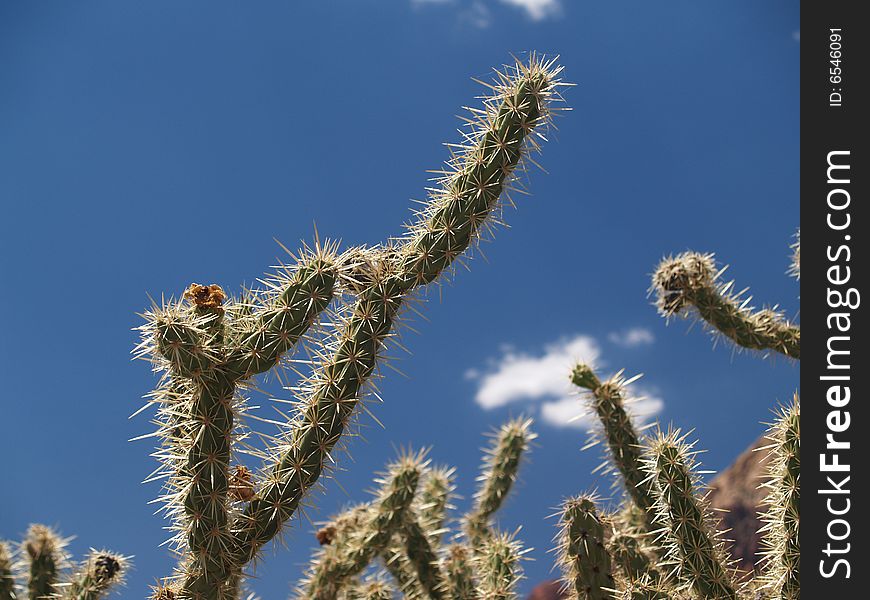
[296,419,532,600]
[0,525,127,600]
[11,52,800,600]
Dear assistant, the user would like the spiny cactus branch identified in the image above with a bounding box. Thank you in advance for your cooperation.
[644,430,738,600]
[558,495,616,600]
[651,252,800,359]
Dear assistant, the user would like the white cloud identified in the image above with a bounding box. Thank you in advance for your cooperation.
[608,327,655,348]
[467,335,600,410]
[499,0,562,21]
[468,334,665,429]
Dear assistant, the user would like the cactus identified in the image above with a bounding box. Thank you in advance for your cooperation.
[300,453,424,600]
[129,55,563,599]
[1,542,16,600]
[608,532,656,584]
[651,252,800,359]
[571,365,657,530]
[443,545,479,600]
[465,418,535,547]
[475,531,525,600]
[23,525,67,600]
[64,551,127,600]
[643,430,739,600]
[558,495,616,600]
[758,395,800,599]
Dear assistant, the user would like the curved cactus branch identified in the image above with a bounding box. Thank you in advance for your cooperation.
[651,252,800,359]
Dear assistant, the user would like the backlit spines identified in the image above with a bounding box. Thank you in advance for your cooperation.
[64,551,127,600]
[301,454,423,600]
[475,531,525,600]
[652,252,800,359]
[0,542,16,600]
[443,545,479,600]
[23,525,67,600]
[759,395,800,599]
[416,467,455,547]
[644,431,738,600]
[466,418,535,546]
[571,365,655,526]
[558,496,616,600]
[789,230,800,280]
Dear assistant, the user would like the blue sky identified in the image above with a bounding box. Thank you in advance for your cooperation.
[0,1,799,597]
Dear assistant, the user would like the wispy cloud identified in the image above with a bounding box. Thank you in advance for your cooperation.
[467,333,665,429]
[411,0,561,26]
[608,327,655,348]
[499,0,562,21]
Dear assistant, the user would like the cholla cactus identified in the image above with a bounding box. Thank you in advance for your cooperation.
[133,55,564,599]
[465,418,535,547]
[570,365,656,530]
[651,251,800,359]
[1,542,16,600]
[0,526,126,600]
[558,495,615,600]
[64,551,128,600]
[758,396,800,599]
[474,531,526,600]
[642,430,739,600]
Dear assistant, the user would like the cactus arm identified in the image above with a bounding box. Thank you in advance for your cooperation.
[644,431,738,600]
[476,532,524,600]
[443,545,479,600]
[340,580,393,600]
[0,542,18,600]
[23,525,66,600]
[64,552,127,600]
[301,457,422,600]
[223,255,338,379]
[759,395,800,599]
[465,418,534,547]
[380,544,426,600]
[416,467,454,548]
[559,496,616,600]
[400,518,446,600]
[616,575,672,600]
[227,57,560,572]
[652,252,800,359]
[571,365,658,527]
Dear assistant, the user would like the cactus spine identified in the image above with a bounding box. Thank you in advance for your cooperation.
[443,545,479,600]
[759,395,800,599]
[475,531,524,600]
[559,496,616,600]
[651,252,800,359]
[644,431,738,600]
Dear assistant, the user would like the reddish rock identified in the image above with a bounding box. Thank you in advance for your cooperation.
[526,580,567,600]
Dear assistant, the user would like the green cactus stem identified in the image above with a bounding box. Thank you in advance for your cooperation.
[651,252,800,359]
[417,467,455,547]
[444,545,479,600]
[379,547,425,600]
[571,365,657,530]
[64,551,127,600]
[644,430,738,600]
[0,542,17,600]
[301,455,423,600]
[341,580,393,600]
[476,531,524,600]
[616,575,672,600]
[23,525,67,600]
[759,395,800,599]
[559,496,616,600]
[465,418,535,547]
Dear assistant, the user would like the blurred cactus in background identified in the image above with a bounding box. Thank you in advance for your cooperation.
[0,525,126,600]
